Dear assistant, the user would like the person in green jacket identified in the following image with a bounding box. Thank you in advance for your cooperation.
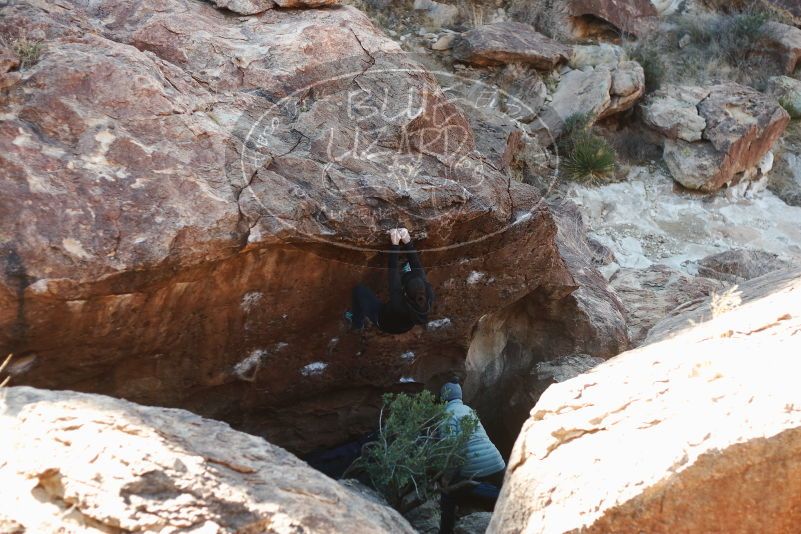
[438,380,505,534]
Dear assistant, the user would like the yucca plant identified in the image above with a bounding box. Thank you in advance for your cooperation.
[561,132,617,183]
[557,114,617,184]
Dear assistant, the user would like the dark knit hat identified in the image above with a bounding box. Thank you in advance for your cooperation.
[440,381,462,402]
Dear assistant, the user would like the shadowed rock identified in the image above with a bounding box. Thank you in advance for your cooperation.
[567,0,657,37]
[610,265,726,346]
[532,59,644,143]
[464,202,629,455]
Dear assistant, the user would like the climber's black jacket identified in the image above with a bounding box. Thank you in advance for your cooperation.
[377,241,435,334]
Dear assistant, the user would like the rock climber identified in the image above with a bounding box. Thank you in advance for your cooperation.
[345,227,434,334]
[438,379,506,534]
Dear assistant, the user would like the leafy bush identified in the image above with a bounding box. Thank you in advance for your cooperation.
[345,391,477,512]
[559,112,592,145]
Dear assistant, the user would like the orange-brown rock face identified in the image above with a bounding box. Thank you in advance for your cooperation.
[0,0,627,452]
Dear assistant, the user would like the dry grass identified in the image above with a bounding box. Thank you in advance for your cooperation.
[507,0,570,39]
[1,354,12,388]
[456,0,486,28]
[710,286,742,318]
[0,34,44,70]
[624,7,785,91]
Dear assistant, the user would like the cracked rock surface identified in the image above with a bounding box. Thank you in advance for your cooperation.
[0,0,623,453]
[0,386,414,533]
[490,268,801,534]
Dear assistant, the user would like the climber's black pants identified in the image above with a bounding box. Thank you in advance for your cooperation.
[351,284,381,329]
[439,470,504,534]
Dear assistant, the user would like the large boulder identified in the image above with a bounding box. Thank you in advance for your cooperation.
[452,22,573,69]
[641,85,709,142]
[649,0,683,15]
[532,59,645,142]
[643,83,790,191]
[490,268,801,533]
[0,386,414,533]
[0,0,614,454]
[761,21,801,75]
[209,0,274,14]
[766,75,801,118]
[463,202,629,455]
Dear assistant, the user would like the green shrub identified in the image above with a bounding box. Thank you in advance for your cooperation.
[345,391,477,512]
[645,8,775,87]
[561,132,617,183]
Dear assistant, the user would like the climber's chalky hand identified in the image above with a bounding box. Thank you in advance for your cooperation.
[389,228,402,246]
[399,228,411,244]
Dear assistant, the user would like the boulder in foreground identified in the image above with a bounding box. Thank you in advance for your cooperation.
[0,387,414,533]
[490,268,801,533]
